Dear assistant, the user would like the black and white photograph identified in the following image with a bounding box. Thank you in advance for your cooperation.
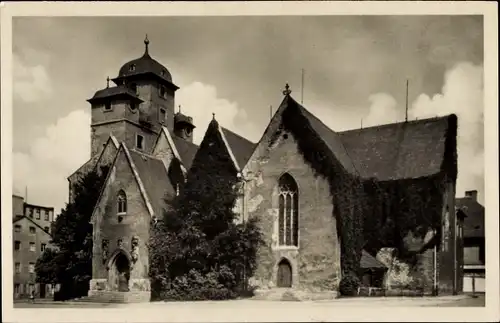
[1,2,498,322]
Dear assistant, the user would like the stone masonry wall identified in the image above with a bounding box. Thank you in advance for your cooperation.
[243,121,341,292]
[91,149,151,292]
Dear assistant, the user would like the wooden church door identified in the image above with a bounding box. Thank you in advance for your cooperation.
[277,259,292,288]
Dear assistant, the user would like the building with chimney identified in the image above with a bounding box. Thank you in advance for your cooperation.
[12,195,55,299]
[456,190,485,293]
[69,36,463,302]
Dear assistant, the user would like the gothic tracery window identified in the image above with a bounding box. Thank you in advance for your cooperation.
[117,190,127,214]
[278,173,299,247]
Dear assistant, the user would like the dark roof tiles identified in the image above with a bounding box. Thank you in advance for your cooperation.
[171,136,199,170]
[221,127,256,170]
[456,197,485,238]
[128,149,175,217]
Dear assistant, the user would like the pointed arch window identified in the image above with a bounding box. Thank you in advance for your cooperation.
[278,173,299,247]
[117,190,127,214]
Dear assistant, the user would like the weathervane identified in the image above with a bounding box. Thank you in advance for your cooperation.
[282,83,292,96]
[212,112,216,120]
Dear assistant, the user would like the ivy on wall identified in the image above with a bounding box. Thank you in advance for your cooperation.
[279,97,457,295]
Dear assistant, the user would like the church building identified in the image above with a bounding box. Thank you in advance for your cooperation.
[69,37,462,302]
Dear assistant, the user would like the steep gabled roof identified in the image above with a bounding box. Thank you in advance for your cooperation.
[220,127,256,170]
[456,197,485,239]
[339,115,455,181]
[68,134,119,180]
[128,148,175,217]
[91,142,174,222]
[13,215,52,237]
[171,135,198,170]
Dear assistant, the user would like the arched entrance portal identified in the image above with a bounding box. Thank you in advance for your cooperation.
[110,252,130,292]
[277,259,292,288]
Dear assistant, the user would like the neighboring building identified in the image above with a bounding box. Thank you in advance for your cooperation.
[70,36,462,302]
[12,195,55,299]
[456,190,485,293]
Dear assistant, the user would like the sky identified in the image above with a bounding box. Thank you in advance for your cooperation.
[11,16,484,213]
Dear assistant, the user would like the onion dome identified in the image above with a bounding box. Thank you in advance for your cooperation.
[112,35,177,88]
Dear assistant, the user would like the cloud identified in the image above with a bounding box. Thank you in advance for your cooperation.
[13,110,91,213]
[13,54,52,103]
[176,81,261,144]
[362,62,484,203]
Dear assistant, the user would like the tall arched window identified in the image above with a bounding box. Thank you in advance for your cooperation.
[278,173,299,246]
[117,190,127,214]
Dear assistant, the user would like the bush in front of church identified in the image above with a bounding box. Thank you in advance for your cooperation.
[149,119,263,301]
[338,273,361,297]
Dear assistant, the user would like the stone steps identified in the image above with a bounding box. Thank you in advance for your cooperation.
[79,291,150,303]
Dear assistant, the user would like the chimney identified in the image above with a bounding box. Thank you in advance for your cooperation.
[465,190,478,201]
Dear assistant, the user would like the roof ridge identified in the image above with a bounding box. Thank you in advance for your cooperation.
[339,114,454,135]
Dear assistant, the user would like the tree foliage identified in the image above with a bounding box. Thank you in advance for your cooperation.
[149,120,263,301]
[35,165,109,300]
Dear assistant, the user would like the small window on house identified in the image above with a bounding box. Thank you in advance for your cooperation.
[136,134,144,150]
[36,209,41,220]
[29,242,36,252]
[159,108,166,124]
[104,102,112,111]
[117,190,127,214]
[14,241,21,250]
[129,64,136,72]
[41,243,46,252]
[28,208,33,218]
[161,69,167,77]
[130,102,137,111]
[29,226,36,234]
[15,263,21,273]
[44,226,50,233]
[14,225,21,232]
[28,263,35,273]
[44,210,49,221]
[14,283,20,294]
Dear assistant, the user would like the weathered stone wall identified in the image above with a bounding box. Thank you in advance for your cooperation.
[243,120,341,292]
[91,149,151,291]
[375,180,459,295]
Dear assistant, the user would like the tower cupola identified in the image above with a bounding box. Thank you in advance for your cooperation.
[174,106,195,142]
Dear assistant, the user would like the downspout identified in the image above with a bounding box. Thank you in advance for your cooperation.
[433,231,437,295]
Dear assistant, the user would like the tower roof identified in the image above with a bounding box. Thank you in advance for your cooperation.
[174,112,195,129]
[113,35,176,87]
[87,85,143,104]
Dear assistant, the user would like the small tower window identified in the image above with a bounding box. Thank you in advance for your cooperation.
[161,69,166,77]
[159,108,166,124]
[117,190,127,214]
[104,102,112,111]
[130,102,137,111]
[136,134,144,150]
[159,85,166,99]
[129,64,136,72]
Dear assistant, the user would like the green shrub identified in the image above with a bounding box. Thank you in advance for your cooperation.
[338,274,360,296]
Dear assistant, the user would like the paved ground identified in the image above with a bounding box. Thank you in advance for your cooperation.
[11,295,487,322]
[14,293,484,309]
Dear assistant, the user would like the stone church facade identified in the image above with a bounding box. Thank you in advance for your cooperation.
[69,37,463,302]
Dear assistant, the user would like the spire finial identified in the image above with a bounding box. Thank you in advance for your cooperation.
[106,76,110,88]
[178,105,182,114]
[212,112,215,120]
[144,34,150,55]
[282,83,292,96]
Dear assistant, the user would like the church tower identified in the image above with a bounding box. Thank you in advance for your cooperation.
[173,107,196,143]
[87,36,179,156]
